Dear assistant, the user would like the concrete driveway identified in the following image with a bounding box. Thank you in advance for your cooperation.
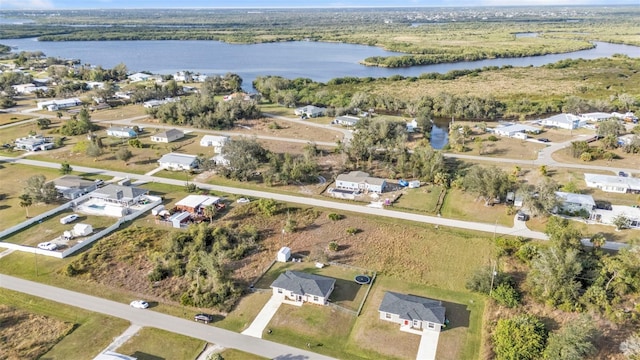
[416,330,441,360]
[241,294,283,338]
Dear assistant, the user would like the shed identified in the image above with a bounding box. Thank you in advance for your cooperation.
[408,180,420,188]
[151,204,165,216]
[277,247,291,262]
[72,223,93,237]
[169,211,190,228]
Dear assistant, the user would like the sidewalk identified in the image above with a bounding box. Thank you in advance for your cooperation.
[93,324,142,359]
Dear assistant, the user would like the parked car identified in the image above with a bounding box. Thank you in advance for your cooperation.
[618,171,628,177]
[60,214,79,224]
[37,242,58,251]
[537,138,551,143]
[130,300,149,309]
[516,212,529,221]
[94,179,105,187]
[236,198,250,204]
[194,313,215,324]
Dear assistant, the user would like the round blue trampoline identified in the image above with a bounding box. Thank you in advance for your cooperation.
[355,275,371,285]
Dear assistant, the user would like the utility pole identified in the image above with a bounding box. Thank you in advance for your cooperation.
[489,260,497,296]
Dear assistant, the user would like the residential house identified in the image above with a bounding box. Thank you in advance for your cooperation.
[270,270,335,306]
[36,98,83,111]
[334,115,360,127]
[378,291,447,332]
[591,205,640,229]
[157,153,199,171]
[150,128,184,143]
[294,105,326,118]
[211,154,230,167]
[106,126,137,138]
[538,113,585,130]
[580,112,614,122]
[618,134,638,147]
[174,194,221,215]
[335,171,386,194]
[555,191,596,215]
[12,83,47,94]
[406,119,418,133]
[200,135,229,153]
[128,72,152,82]
[493,124,541,138]
[52,175,98,200]
[143,98,177,108]
[612,111,638,123]
[88,184,148,206]
[584,173,640,194]
[85,81,105,90]
[14,135,54,151]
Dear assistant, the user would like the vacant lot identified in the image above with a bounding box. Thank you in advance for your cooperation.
[0,289,129,360]
[552,145,640,171]
[440,188,514,227]
[115,327,204,360]
[393,185,445,213]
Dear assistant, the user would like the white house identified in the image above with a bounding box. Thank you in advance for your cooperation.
[128,72,152,82]
[591,205,640,229]
[106,126,137,138]
[200,135,229,153]
[493,124,541,138]
[143,98,177,108]
[379,291,447,333]
[406,119,418,133]
[555,191,596,215]
[294,105,326,118]
[270,270,335,306]
[174,194,221,215]
[52,175,98,200]
[539,113,585,130]
[580,112,614,122]
[334,115,360,126]
[36,98,83,111]
[584,173,640,194]
[157,153,199,171]
[12,83,47,94]
[14,134,54,151]
[150,128,184,143]
[335,171,386,194]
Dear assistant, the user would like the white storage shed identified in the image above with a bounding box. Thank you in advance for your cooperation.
[277,247,291,262]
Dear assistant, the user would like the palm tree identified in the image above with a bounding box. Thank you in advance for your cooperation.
[19,194,33,218]
[203,205,216,223]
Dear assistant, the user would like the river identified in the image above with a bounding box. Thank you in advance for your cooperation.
[3,37,638,149]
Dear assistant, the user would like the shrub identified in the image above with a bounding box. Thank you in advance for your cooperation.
[488,135,498,141]
[328,213,343,221]
[515,243,539,263]
[148,264,169,282]
[491,283,520,308]
[346,227,359,235]
[495,237,523,256]
[328,241,339,251]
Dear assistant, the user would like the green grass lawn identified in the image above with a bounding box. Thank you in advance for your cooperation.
[219,349,268,360]
[216,291,272,332]
[0,289,130,360]
[393,185,444,213]
[0,113,33,126]
[440,188,514,227]
[115,327,205,360]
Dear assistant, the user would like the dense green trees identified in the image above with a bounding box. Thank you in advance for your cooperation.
[24,175,58,204]
[59,108,97,136]
[219,137,268,181]
[543,315,598,360]
[493,314,548,360]
[461,165,511,205]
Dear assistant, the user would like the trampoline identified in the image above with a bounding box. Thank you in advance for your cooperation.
[355,275,371,285]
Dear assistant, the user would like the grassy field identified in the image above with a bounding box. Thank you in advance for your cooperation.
[115,327,204,360]
[0,163,66,228]
[440,188,514,227]
[552,145,640,171]
[216,291,272,332]
[393,185,445,213]
[219,349,268,360]
[0,113,33,126]
[0,289,130,360]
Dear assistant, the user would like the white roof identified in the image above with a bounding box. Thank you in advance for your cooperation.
[581,112,613,120]
[540,113,581,125]
[584,173,640,190]
[494,124,539,133]
[593,205,640,225]
[555,191,595,206]
[201,134,229,143]
[175,194,220,208]
[158,153,197,166]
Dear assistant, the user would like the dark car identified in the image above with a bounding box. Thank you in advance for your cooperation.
[538,138,551,143]
[516,212,529,221]
[618,171,628,177]
[194,313,214,324]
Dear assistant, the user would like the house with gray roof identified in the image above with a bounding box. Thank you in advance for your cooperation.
[334,115,360,126]
[335,171,387,194]
[107,126,137,138]
[150,128,184,143]
[51,175,97,200]
[555,191,596,215]
[270,270,335,306]
[89,184,148,206]
[379,291,447,332]
[157,153,199,171]
[294,105,326,118]
[538,113,585,130]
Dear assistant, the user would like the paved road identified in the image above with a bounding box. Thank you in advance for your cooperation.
[0,156,629,251]
[0,274,336,360]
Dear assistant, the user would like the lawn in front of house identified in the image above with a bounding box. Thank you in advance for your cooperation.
[216,291,272,332]
[0,113,33,126]
[219,349,268,360]
[115,327,205,360]
[0,289,130,360]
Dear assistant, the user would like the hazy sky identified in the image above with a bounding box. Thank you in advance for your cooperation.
[2,0,638,10]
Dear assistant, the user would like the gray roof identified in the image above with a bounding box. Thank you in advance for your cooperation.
[270,270,335,298]
[555,191,595,207]
[158,153,198,166]
[91,184,147,201]
[153,128,183,139]
[336,171,386,186]
[379,291,446,325]
[52,175,95,189]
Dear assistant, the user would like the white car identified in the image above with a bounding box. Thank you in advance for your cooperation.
[236,198,250,204]
[129,300,149,309]
[37,242,58,251]
[60,214,79,224]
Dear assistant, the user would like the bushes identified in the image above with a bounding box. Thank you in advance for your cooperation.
[491,283,521,308]
[328,241,339,251]
[327,213,343,221]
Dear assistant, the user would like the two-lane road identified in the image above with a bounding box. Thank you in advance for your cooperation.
[0,274,335,360]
